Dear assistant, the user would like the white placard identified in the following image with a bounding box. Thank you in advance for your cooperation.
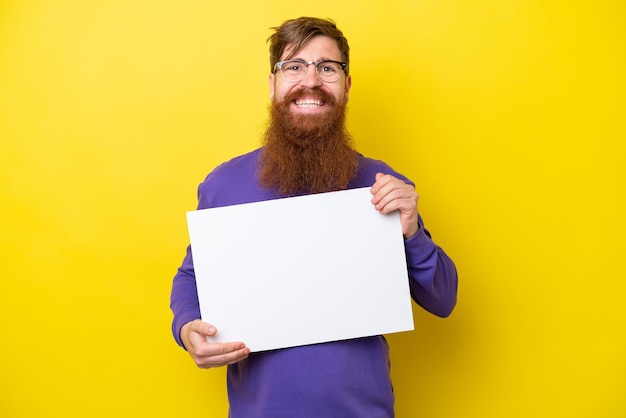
[186,187,414,352]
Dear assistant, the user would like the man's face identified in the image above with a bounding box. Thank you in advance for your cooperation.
[269,35,351,116]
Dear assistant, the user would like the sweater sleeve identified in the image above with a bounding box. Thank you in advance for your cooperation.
[403,215,458,317]
[169,244,202,348]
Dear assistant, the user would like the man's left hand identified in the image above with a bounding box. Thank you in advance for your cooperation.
[370,172,420,239]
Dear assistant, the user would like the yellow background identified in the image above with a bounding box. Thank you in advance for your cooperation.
[1,1,624,417]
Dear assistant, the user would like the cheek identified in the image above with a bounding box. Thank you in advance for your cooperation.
[333,80,350,104]
[274,84,294,102]
[333,87,348,105]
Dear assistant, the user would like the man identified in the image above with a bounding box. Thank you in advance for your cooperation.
[170,17,458,417]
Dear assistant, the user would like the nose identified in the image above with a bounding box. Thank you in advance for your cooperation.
[299,63,324,88]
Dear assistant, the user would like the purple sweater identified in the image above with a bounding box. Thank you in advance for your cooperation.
[170,148,458,417]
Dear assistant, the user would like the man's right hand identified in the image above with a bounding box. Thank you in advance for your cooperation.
[180,319,250,368]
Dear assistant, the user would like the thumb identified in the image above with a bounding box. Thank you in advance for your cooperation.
[190,319,217,337]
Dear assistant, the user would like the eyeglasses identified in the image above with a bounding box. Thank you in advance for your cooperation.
[274,59,347,83]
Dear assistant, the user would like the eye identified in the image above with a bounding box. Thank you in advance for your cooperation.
[320,65,335,74]
[284,61,305,73]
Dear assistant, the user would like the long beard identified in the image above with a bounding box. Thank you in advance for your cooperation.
[258,88,358,196]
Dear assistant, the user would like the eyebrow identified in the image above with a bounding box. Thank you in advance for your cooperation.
[285,56,340,62]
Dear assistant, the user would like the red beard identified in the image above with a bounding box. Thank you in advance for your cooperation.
[257,88,358,196]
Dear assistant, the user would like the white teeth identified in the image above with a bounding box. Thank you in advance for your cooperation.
[295,99,323,106]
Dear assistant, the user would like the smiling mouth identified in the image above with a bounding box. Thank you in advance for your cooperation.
[294,98,324,107]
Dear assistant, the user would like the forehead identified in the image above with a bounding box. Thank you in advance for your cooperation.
[282,35,342,60]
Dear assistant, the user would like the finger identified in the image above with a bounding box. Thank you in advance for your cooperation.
[374,172,386,184]
[371,173,411,198]
[189,319,217,336]
[199,341,247,356]
[370,174,399,206]
[370,172,391,195]
[373,183,417,213]
[196,343,251,368]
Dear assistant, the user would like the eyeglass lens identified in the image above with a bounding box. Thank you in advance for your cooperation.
[278,60,344,82]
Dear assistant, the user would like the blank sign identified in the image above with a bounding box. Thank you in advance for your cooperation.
[187,187,414,352]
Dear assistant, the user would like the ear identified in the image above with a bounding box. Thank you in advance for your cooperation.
[344,74,352,101]
[269,73,275,101]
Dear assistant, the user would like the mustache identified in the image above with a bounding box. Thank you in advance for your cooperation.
[281,87,337,106]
